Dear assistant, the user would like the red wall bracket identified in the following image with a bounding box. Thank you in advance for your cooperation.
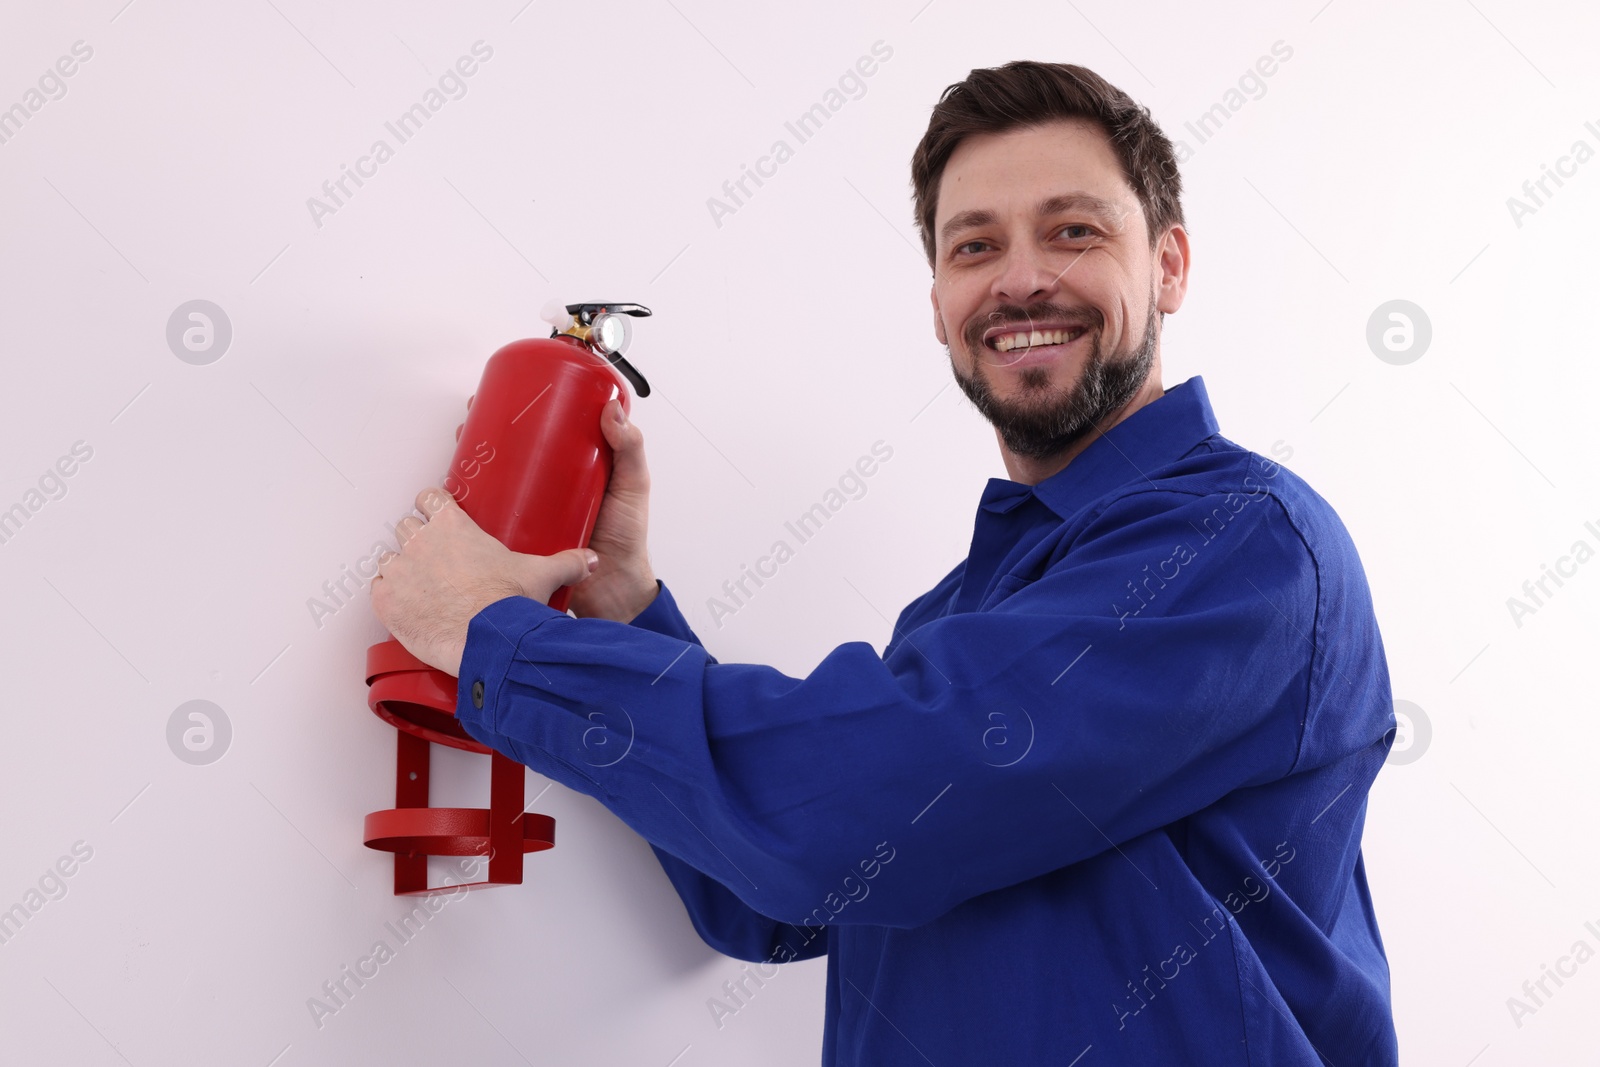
[362,638,555,894]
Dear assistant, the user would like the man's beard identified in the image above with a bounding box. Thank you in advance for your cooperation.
[949,296,1159,461]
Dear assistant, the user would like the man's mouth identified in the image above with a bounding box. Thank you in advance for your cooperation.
[982,324,1089,354]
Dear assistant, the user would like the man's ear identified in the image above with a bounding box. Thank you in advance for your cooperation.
[931,282,948,345]
[1154,224,1191,316]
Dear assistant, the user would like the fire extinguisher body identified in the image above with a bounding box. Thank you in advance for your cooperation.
[448,335,628,613]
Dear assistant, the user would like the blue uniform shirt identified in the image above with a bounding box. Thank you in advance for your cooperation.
[455,375,1399,1065]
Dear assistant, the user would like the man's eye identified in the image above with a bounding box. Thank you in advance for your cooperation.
[955,240,988,255]
[1058,224,1093,240]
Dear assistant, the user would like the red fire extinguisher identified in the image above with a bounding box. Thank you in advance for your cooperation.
[362,302,652,895]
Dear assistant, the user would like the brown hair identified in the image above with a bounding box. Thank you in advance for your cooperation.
[910,61,1185,269]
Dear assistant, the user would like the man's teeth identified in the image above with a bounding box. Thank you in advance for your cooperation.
[991,328,1081,352]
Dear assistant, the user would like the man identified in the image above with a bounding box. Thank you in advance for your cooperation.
[372,60,1399,1065]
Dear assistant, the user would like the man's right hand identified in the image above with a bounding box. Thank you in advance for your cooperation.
[455,394,659,624]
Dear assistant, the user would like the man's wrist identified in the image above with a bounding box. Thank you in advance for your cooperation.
[618,573,661,624]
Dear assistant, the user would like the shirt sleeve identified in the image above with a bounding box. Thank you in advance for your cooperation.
[455,487,1325,930]
[621,581,829,964]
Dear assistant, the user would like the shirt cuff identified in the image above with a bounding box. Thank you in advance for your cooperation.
[454,593,566,735]
[626,580,699,642]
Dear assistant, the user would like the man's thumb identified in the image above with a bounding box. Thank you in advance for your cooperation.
[566,548,601,584]
[529,548,599,601]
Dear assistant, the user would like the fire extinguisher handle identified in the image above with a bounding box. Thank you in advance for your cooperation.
[568,302,652,324]
[607,352,651,397]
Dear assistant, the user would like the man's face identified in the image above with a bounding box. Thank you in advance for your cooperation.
[929,118,1183,460]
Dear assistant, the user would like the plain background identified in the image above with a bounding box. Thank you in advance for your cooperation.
[2,0,1597,1063]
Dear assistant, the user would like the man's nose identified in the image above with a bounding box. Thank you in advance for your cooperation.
[991,240,1067,307]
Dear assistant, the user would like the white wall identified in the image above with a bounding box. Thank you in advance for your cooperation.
[1,0,1596,1062]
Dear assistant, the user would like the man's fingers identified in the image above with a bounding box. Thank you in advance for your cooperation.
[600,399,649,492]
[393,516,423,547]
[416,485,457,518]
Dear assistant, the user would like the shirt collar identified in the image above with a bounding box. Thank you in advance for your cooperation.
[979,376,1221,521]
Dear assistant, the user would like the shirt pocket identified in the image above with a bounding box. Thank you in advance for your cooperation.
[985,570,1037,607]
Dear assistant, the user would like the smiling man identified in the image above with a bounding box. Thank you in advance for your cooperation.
[372,61,1399,1065]
[932,126,1172,481]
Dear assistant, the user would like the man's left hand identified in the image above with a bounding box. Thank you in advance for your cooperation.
[370,487,598,677]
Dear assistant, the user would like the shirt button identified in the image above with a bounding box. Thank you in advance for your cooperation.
[471,680,484,709]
